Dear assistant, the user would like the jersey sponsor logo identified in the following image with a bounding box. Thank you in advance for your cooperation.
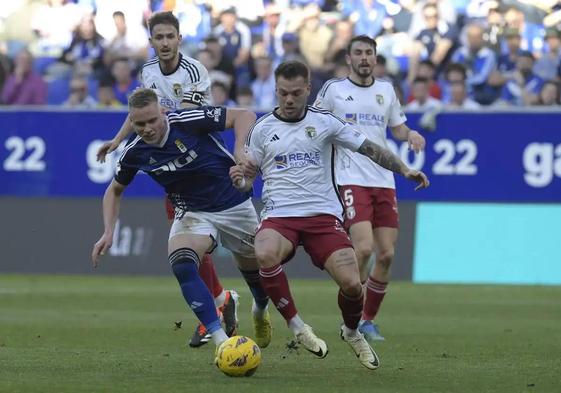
[160,97,177,110]
[151,150,198,175]
[347,113,386,126]
[175,139,188,153]
[205,107,222,123]
[172,83,183,99]
[376,94,384,105]
[304,126,316,139]
[345,113,357,124]
[274,151,321,169]
[345,95,354,101]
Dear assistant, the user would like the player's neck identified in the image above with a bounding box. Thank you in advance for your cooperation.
[348,73,375,87]
[159,53,181,75]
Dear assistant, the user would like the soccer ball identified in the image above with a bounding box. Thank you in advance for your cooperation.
[215,335,262,377]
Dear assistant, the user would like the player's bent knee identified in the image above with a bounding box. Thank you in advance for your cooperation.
[377,249,395,269]
[340,280,362,298]
[254,247,281,268]
[169,248,200,281]
[355,241,374,262]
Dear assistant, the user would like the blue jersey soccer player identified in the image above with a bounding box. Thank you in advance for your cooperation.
[91,88,272,353]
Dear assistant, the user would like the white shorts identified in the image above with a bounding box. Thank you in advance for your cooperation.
[169,198,258,258]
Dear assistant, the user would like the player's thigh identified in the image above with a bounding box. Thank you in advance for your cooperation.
[169,212,218,259]
[372,227,398,256]
[349,221,375,257]
[254,228,294,268]
[323,247,361,293]
[339,185,374,231]
[212,199,260,259]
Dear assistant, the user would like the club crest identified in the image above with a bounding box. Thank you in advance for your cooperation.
[305,126,317,139]
[376,94,384,105]
[175,139,187,153]
[173,83,183,99]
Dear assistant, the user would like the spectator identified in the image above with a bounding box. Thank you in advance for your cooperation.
[97,78,122,108]
[175,0,212,56]
[408,59,442,101]
[451,23,497,104]
[251,56,276,110]
[441,62,468,102]
[279,33,306,64]
[203,36,234,77]
[406,76,443,111]
[58,14,106,78]
[408,3,457,83]
[500,51,543,106]
[446,81,480,109]
[340,0,386,38]
[63,76,97,108]
[323,19,354,74]
[110,58,140,105]
[534,28,561,81]
[503,7,544,58]
[210,80,236,107]
[213,7,252,87]
[261,3,287,65]
[104,11,149,66]
[498,28,523,75]
[1,48,47,105]
[535,80,561,106]
[235,86,254,108]
[297,4,333,73]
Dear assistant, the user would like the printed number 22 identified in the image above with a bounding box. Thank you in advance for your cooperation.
[3,136,46,171]
[432,139,477,175]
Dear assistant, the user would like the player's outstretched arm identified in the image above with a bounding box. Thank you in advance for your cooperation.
[96,115,134,163]
[91,180,127,267]
[390,123,426,153]
[224,108,257,163]
[357,139,430,190]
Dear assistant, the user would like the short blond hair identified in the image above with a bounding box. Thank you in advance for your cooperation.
[128,88,158,109]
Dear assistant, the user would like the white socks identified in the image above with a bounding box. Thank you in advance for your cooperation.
[288,314,305,335]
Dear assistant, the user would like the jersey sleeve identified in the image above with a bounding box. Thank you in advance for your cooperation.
[313,80,336,111]
[138,67,146,88]
[167,106,226,133]
[329,114,367,152]
[182,62,211,106]
[388,87,407,127]
[114,155,138,186]
[245,122,265,167]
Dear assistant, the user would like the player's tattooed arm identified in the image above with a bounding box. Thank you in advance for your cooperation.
[357,139,408,175]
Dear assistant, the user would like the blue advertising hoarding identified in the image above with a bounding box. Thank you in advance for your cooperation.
[1,108,560,201]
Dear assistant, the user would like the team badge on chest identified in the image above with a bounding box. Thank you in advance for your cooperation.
[175,139,188,153]
[376,94,384,105]
[304,126,317,139]
[173,83,183,99]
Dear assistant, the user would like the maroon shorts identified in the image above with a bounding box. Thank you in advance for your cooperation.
[338,185,399,230]
[165,198,175,220]
[257,214,353,269]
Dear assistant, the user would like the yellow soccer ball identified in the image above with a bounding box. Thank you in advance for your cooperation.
[215,336,262,377]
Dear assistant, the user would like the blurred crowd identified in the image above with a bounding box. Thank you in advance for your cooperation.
[0,0,560,110]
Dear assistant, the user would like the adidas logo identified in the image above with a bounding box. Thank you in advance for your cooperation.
[345,95,354,101]
[269,134,280,143]
[149,157,157,164]
[276,298,289,309]
[190,301,203,310]
[150,82,157,89]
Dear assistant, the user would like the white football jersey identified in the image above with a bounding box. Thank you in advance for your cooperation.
[139,53,211,110]
[314,78,406,188]
[246,106,367,220]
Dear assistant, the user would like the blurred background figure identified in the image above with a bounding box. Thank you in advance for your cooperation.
[251,56,276,110]
[1,48,47,105]
[97,78,122,108]
[210,80,235,107]
[63,75,97,108]
[406,76,442,111]
[500,51,543,106]
[535,80,561,106]
[103,11,149,67]
[446,81,480,109]
[235,85,254,108]
[109,58,140,105]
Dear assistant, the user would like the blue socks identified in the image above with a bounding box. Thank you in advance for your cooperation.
[170,248,221,334]
[239,269,269,310]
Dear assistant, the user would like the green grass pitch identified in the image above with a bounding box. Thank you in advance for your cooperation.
[1,275,560,393]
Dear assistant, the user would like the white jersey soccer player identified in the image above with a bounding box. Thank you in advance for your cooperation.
[232,60,428,370]
[314,77,405,189]
[140,53,210,110]
[248,107,366,221]
[314,35,426,343]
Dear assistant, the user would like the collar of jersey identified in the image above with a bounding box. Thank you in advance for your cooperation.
[159,53,183,76]
[347,76,375,88]
[157,116,171,148]
[272,106,308,123]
